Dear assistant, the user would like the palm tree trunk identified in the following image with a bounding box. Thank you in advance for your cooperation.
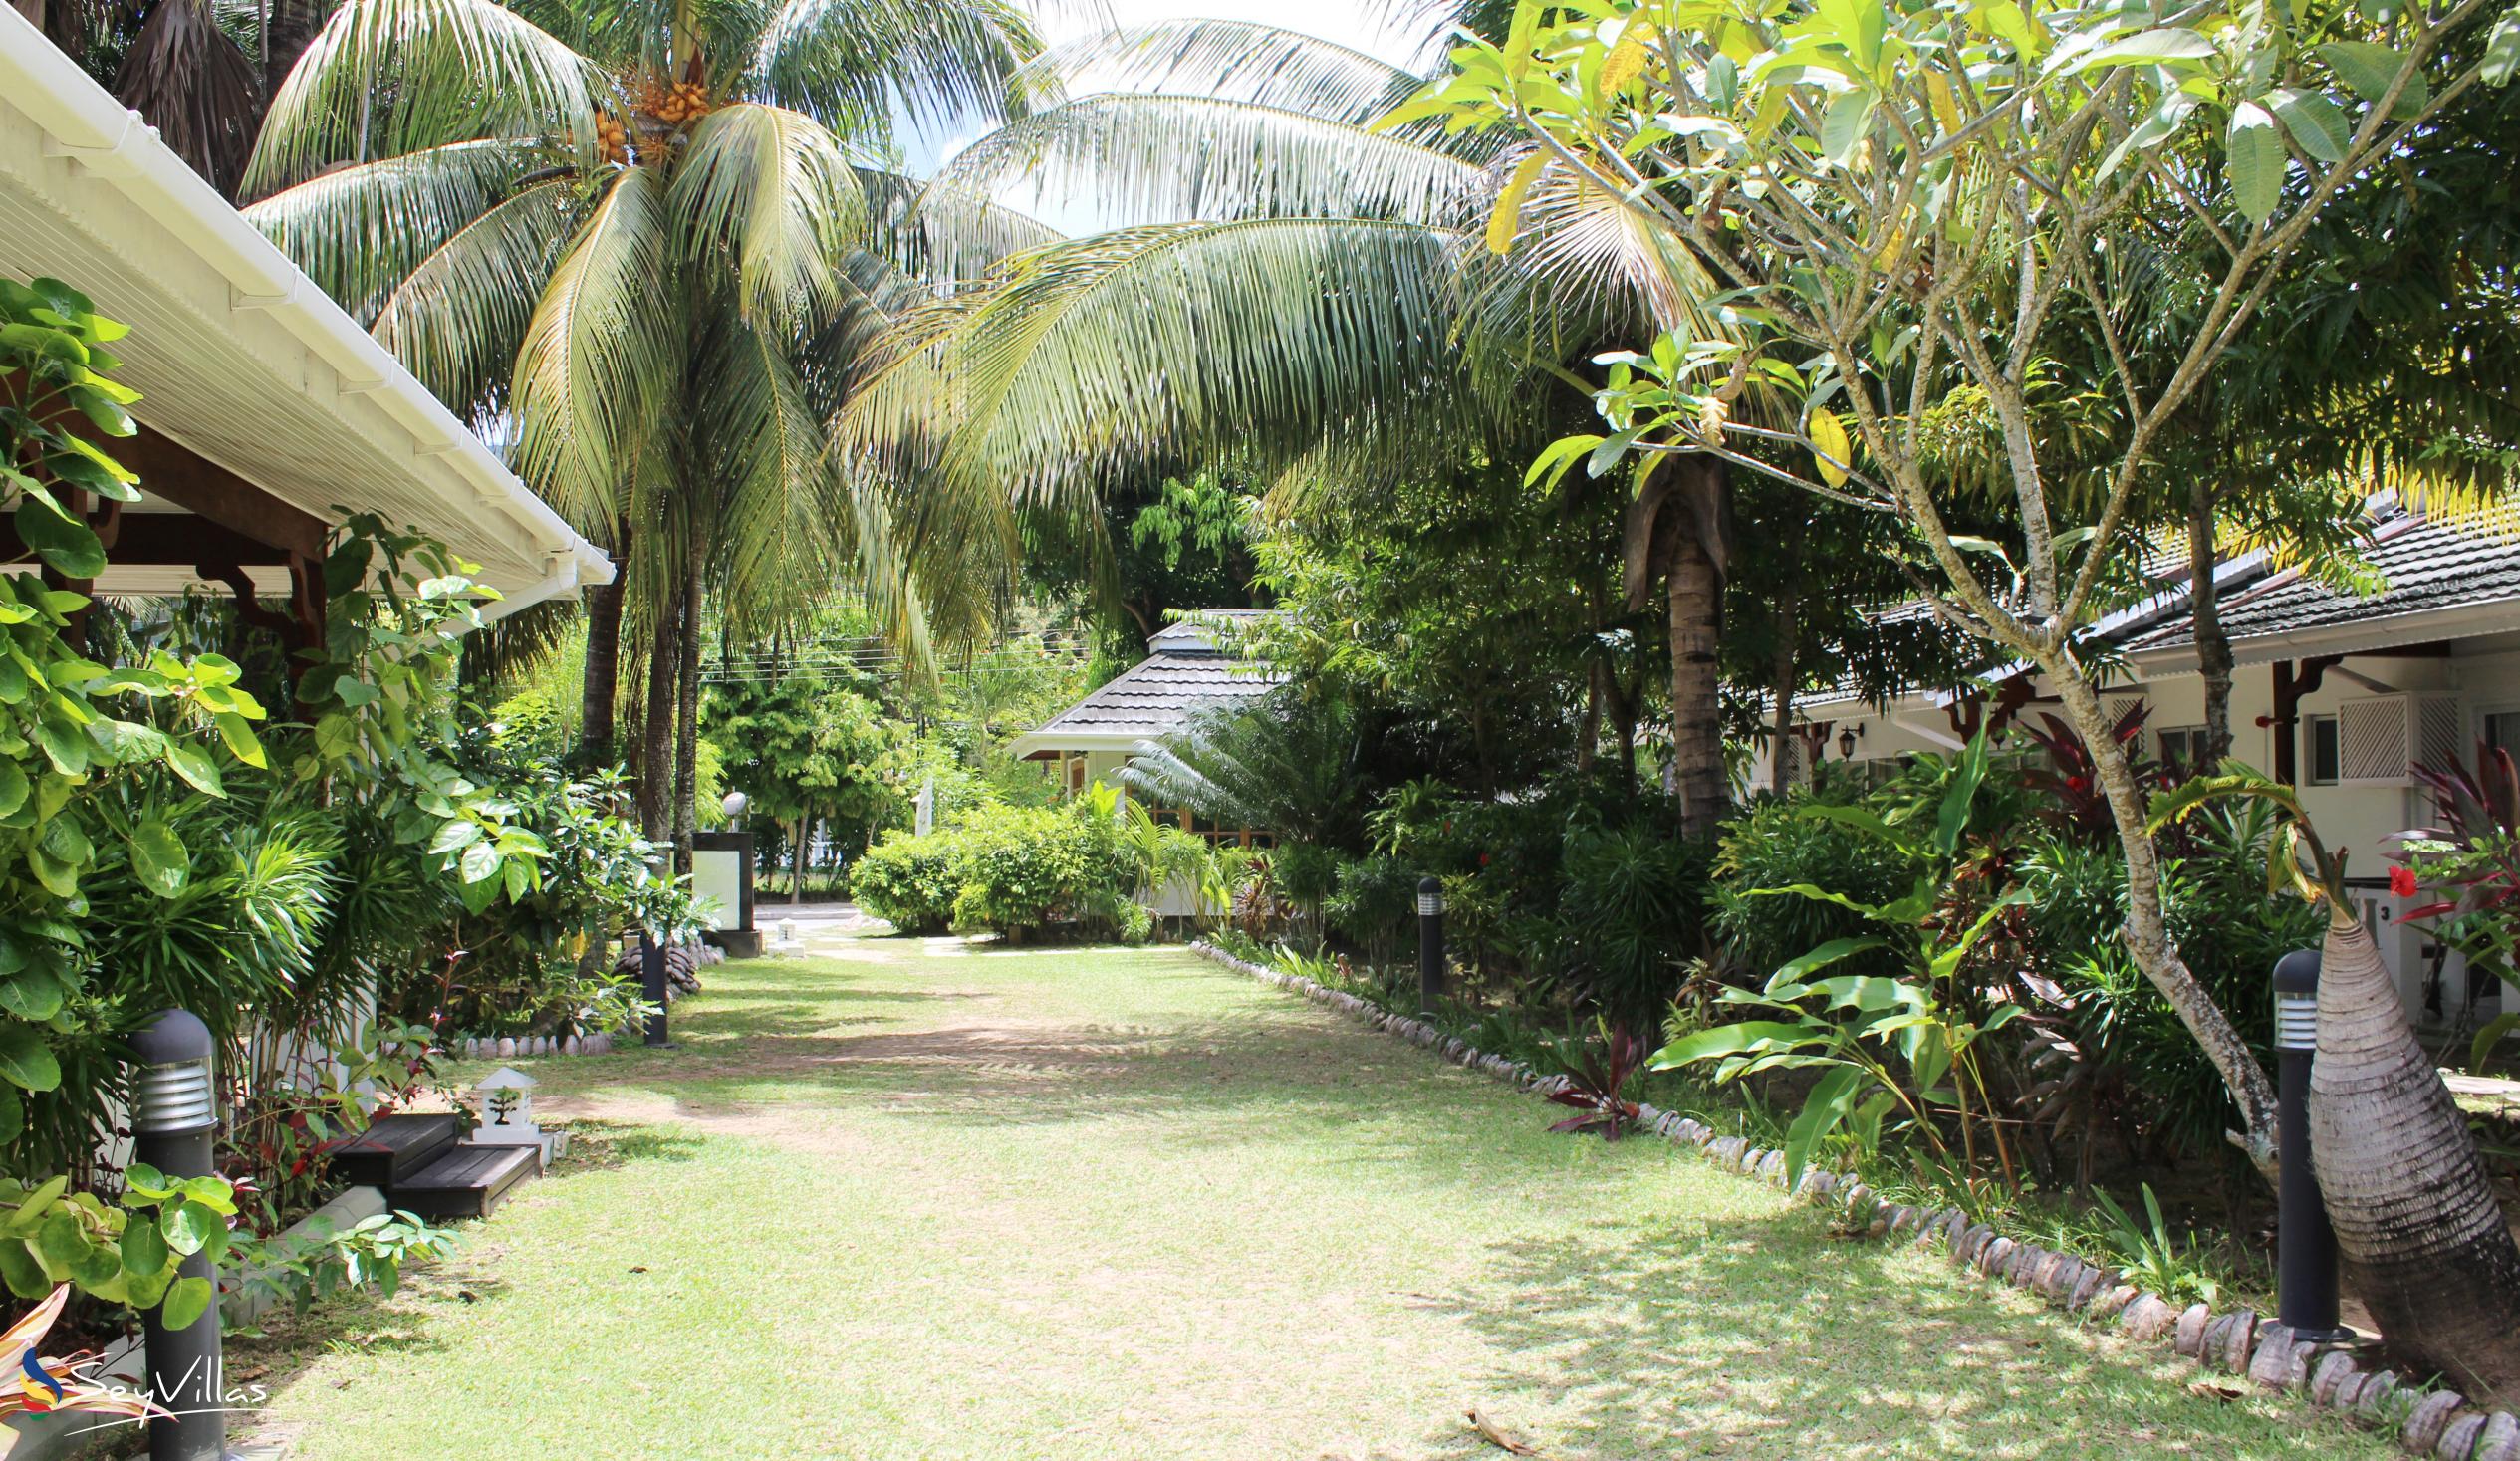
[2189,480,2235,763]
[580,561,627,768]
[2308,903,2520,1400]
[1663,457,1729,840]
[638,587,681,845]
[671,540,703,874]
[1768,587,1799,798]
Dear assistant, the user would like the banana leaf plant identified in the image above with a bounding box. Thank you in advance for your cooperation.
[1649,730,2030,1192]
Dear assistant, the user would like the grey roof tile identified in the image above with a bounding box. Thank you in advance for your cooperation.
[2132,515,2520,652]
[1032,651,1282,740]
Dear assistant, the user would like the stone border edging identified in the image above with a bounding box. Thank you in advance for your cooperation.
[1187,941,2519,1461]
[451,1032,620,1059]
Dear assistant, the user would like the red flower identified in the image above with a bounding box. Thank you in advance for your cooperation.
[2389,865,2420,898]
[1478,852,1491,867]
[2065,775,2089,793]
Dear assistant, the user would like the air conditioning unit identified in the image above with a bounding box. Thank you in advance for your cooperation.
[1776,733,1814,790]
[2338,692,2462,786]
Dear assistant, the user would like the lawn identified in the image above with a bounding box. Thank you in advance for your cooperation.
[233,932,2390,1460]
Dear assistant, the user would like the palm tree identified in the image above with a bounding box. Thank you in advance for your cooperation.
[239,0,1043,847]
[841,15,1750,836]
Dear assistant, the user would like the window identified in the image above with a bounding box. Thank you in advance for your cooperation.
[2157,725,2208,770]
[2487,710,2520,754]
[2304,714,2341,785]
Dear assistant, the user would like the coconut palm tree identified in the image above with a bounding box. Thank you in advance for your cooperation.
[841,15,1752,835]
[238,0,1044,846]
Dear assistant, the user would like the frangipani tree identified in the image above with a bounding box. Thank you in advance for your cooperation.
[1408,0,2520,1391]
[238,0,1041,842]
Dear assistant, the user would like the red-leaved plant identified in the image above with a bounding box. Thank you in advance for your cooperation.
[1543,1021,1649,1140]
[2395,742,2520,1056]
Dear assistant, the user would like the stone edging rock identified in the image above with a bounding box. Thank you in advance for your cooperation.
[1187,940,2519,1460]
[450,1031,621,1059]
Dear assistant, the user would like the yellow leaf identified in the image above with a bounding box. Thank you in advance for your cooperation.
[1927,73,1962,133]
[1871,227,1905,271]
[1599,28,1653,99]
[1487,152,1547,256]
[1808,408,1852,486]
[1697,396,1728,446]
[1750,85,1789,139]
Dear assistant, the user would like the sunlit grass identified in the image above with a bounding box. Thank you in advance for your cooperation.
[234,934,2390,1459]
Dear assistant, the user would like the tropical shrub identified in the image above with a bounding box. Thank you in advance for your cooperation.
[1709,789,1920,987]
[1323,855,1421,966]
[949,805,1133,942]
[1554,826,1710,1023]
[851,831,969,935]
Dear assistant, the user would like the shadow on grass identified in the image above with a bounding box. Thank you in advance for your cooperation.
[556,1119,707,1172]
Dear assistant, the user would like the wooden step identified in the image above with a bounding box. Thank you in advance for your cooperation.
[388,1143,539,1221]
[327,1112,460,1189]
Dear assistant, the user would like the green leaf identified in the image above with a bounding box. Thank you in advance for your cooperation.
[32,1210,86,1279]
[2481,6,2520,88]
[2226,103,2285,223]
[1935,732,1991,856]
[2098,92,2198,179]
[2063,28,2216,74]
[0,1025,60,1092]
[158,1274,213,1330]
[160,1198,218,1257]
[2267,88,2351,163]
[1768,937,1890,991]
[1820,90,1876,166]
[128,820,189,897]
[458,839,500,885]
[164,744,224,798]
[1647,1019,1821,1072]
[12,500,106,579]
[429,819,483,854]
[1783,1063,1867,1194]
[2318,42,2428,118]
[213,712,266,768]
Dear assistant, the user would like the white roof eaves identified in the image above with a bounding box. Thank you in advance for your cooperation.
[0,21,610,619]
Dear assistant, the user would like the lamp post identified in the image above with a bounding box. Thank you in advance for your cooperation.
[2273,949,2351,1341]
[127,1009,225,1461]
[1416,877,1445,1017]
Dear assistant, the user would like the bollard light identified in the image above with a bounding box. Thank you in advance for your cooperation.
[1416,876,1445,1017]
[2272,949,2351,1342]
[127,1009,226,1461]
[721,791,748,824]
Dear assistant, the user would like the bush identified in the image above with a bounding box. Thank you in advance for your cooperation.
[1709,789,1919,985]
[850,830,967,935]
[1555,826,1711,1023]
[948,805,1133,941]
[1324,854,1421,966]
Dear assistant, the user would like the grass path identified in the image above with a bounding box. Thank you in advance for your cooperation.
[237,934,2389,1460]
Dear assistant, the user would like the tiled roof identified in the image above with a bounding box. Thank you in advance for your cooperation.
[2131,514,2520,653]
[1029,643,1282,742]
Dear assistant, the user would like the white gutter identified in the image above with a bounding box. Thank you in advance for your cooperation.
[2127,597,2520,674]
[0,16,612,616]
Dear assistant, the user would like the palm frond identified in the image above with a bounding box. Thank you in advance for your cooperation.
[845,217,1498,516]
[243,139,540,322]
[670,103,867,331]
[933,95,1481,228]
[114,0,263,195]
[374,177,584,417]
[1120,693,1364,848]
[690,309,840,627]
[738,0,1038,143]
[511,168,682,530]
[859,167,1063,283]
[246,0,600,195]
[1017,19,1423,124]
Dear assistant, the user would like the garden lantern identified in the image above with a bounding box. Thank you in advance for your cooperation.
[2272,949,2350,1342]
[126,1008,225,1461]
[721,791,748,826]
[473,1067,539,1135]
[1417,877,1445,1016]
